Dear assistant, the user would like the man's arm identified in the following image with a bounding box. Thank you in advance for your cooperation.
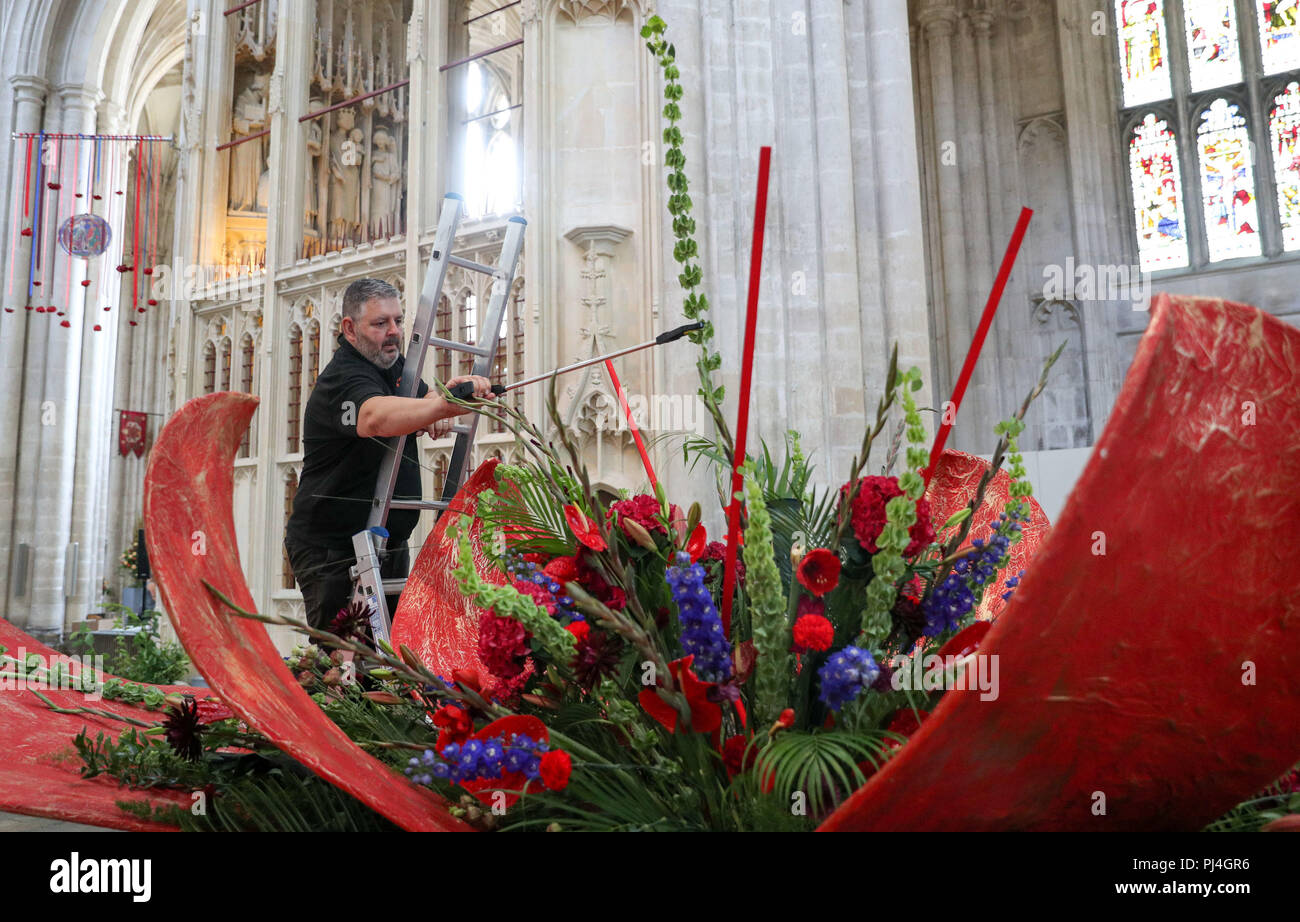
[356,375,493,438]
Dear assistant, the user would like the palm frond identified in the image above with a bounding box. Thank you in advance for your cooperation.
[754,729,897,820]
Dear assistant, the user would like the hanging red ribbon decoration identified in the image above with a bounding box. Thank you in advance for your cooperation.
[604,358,658,492]
[131,139,142,319]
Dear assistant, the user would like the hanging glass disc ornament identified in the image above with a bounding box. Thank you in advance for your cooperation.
[57,213,112,259]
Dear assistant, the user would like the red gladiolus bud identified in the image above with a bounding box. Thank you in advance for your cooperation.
[778,708,796,728]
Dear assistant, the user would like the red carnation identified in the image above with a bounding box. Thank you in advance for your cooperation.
[477,611,530,678]
[792,612,835,653]
[539,750,572,791]
[840,476,936,556]
[796,548,841,597]
[608,494,679,537]
[566,621,590,643]
[513,578,557,615]
[701,540,745,587]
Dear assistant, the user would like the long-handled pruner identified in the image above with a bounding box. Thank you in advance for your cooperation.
[447,321,704,399]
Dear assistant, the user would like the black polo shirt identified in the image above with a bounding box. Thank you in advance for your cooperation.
[286,335,429,551]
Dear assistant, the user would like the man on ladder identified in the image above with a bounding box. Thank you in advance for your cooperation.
[284,277,494,633]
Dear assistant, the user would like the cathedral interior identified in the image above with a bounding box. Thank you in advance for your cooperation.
[0,0,1297,645]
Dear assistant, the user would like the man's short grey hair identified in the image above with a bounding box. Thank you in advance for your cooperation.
[342,278,400,323]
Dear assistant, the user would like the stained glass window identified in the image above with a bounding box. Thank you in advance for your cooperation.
[1271,81,1300,249]
[1259,0,1300,74]
[1197,99,1262,261]
[1184,0,1242,91]
[1130,114,1191,270]
[1117,0,1173,106]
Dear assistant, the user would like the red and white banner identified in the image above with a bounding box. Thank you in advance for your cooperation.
[118,410,147,457]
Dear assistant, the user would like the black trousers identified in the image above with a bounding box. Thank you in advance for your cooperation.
[284,539,410,634]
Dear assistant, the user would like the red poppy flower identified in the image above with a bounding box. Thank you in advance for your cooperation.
[539,750,572,791]
[638,656,722,735]
[564,504,607,551]
[796,548,842,597]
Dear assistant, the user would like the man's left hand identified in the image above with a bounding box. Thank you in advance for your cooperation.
[444,375,495,400]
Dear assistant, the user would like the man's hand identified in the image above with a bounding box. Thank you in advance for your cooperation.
[444,375,495,401]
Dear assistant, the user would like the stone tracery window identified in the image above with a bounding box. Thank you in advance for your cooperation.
[1116,0,1300,270]
[203,341,216,394]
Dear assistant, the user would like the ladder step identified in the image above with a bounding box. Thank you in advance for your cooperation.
[447,254,504,278]
[422,335,493,357]
[389,498,451,511]
[451,424,473,435]
[382,578,407,594]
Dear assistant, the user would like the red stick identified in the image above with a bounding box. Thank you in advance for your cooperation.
[132,142,142,314]
[720,146,772,633]
[64,137,78,311]
[22,136,32,216]
[923,206,1034,488]
[604,358,657,492]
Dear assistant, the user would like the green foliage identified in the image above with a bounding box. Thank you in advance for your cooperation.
[742,466,791,727]
[66,606,190,686]
[641,14,732,454]
[751,729,897,821]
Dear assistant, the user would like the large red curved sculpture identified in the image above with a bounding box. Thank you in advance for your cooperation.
[142,392,471,832]
[392,459,505,681]
[820,294,1300,830]
[0,618,199,831]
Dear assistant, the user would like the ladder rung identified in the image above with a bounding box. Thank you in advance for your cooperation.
[451,424,473,435]
[382,578,407,594]
[447,254,503,277]
[389,499,451,511]
[423,335,492,357]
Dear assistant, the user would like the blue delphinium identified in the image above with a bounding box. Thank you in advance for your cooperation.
[504,553,580,622]
[666,551,732,683]
[923,507,1027,636]
[406,733,547,786]
[817,646,880,712]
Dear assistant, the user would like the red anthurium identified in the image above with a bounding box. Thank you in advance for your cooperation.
[686,523,708,562]
[936,619,992,661]
[796,548,842,597]
[564,504,607,552]
[638,656,722,735]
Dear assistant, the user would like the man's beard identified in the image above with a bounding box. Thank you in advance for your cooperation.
[358,335,402,369]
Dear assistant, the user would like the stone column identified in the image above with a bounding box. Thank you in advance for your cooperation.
[0,75,47,613]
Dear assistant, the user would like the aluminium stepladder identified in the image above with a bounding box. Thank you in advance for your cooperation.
[348,192,526,647]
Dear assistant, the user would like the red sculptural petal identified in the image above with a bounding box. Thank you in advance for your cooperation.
[0,618,214,831]
[142,393,472,832]
[819,295,1300,832]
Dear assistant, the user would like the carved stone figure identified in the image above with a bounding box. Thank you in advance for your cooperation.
[305,99,323,233]
[229,73,269,213]
[370,128,400,236]
[329,108,362,237]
